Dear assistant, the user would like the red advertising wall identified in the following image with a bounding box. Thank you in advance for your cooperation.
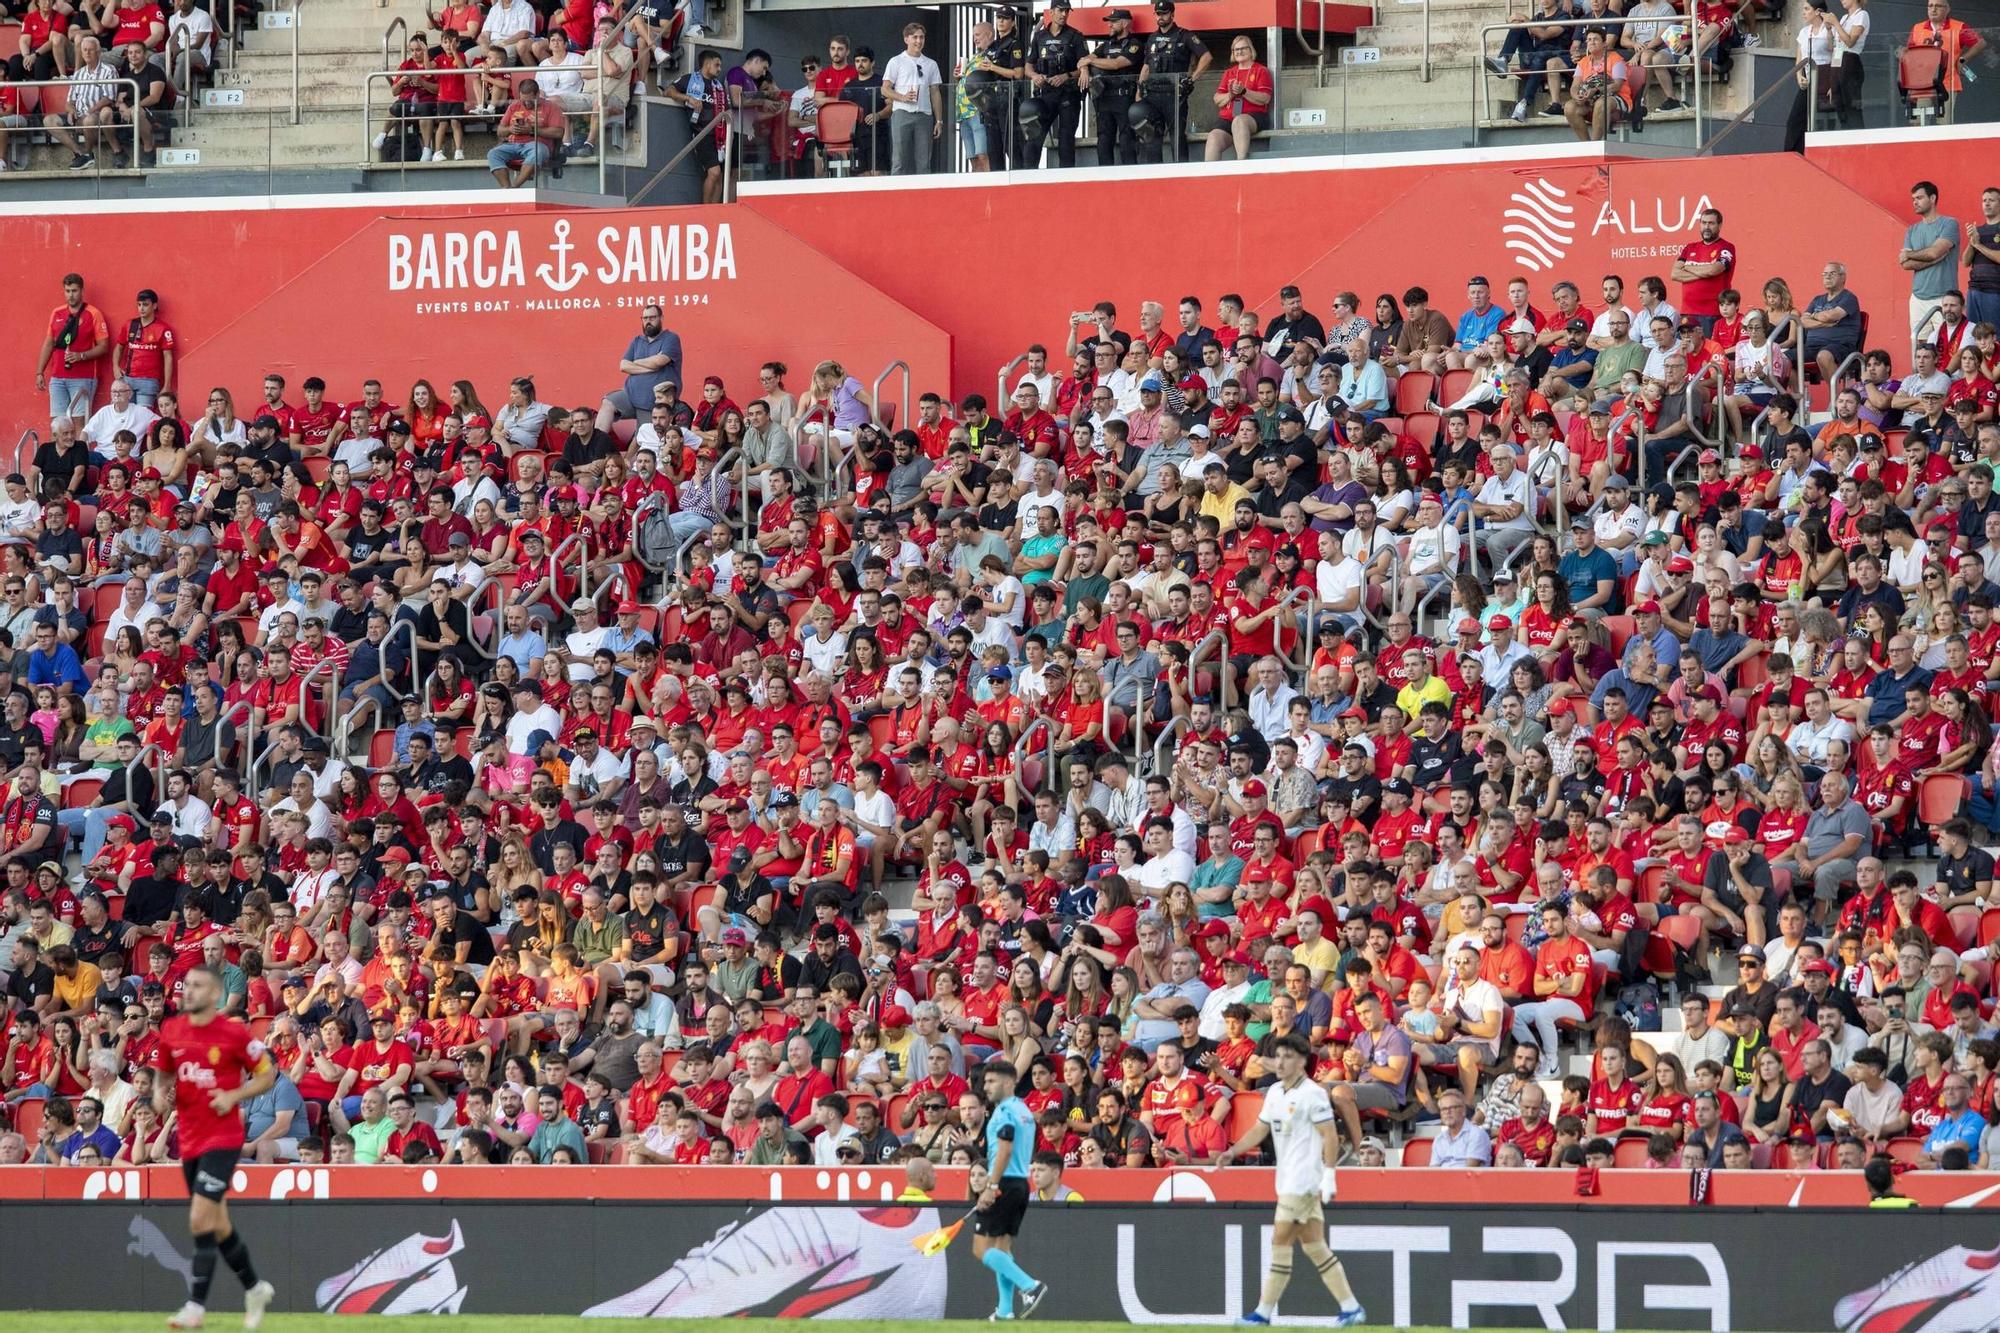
[743,138,1989,396]
[1807,128,1998,239]
[1,201,949,438]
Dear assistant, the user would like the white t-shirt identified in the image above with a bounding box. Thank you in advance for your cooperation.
[1259,1076,1336,1196]
[1316,553,1364,610]
[83,401,157,449]
[507,703,564,754]
[481,0,534,43]
[1590,305,1640,344]
[333,433,381,478]
[1133,849,1195,895]
[538,51,585,97]
[881,50,942,115]
[988,574,1027,630]
[852,788,896,836]
[565,626,609,680]
[1407,522,1460,576]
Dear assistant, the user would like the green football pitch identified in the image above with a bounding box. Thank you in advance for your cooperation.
[0,1317,1473,1333]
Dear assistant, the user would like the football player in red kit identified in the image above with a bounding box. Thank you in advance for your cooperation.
[156,964,279,1329]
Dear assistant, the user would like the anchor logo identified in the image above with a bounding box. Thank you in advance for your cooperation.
[535,219,589,292]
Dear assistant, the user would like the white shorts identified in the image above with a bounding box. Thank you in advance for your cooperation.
[1274,1193,1324,1224]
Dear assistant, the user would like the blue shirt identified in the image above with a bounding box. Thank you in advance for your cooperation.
[1864,665,1933,729]
[1924,1108,1985,1163]
[623,327,683,410]
[496,629,548,672]
[985,1094,1036,1179]
[25,643,85,691]
[1557,547,1617,608]
[1454,304,1505,351]
[1906,215,1961,300]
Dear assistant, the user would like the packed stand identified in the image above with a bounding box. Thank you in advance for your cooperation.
[5,196,2000,1178]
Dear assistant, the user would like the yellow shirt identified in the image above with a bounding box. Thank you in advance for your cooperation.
[1200,484,1252,526]
[51,961,101,1015]
[1396,675,1453,720]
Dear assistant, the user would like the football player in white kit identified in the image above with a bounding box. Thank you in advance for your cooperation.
[1214,1032,1366,1327]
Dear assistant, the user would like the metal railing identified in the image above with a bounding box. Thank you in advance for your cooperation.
[289,0,307,124]
[294,656,340,747]
[168,25,201,127]
[382,15,408,70]
[996,354,1029,422]
[12,429,38,480]
[871,360,910,436]
[796,401,836,494]
[360,63,609,194]
[114,743,169,816]
[1187,628,1231,712]
[1013,716,1057,798]
[630,108,732,205]
[1151,714,1187,786]
[1683,359,1724,450]
[1475,16,1704,149]
[12,77,143,169]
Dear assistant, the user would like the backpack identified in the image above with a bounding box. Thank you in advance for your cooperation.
[380,113,423,163]
[635,493,678,570]
[1616,981,1663,1033]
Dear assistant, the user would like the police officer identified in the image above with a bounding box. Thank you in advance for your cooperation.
[971,7,1028,171]
[1080,7,1144,167]
[1133,0,1209,164]
[1020,0,1088,169]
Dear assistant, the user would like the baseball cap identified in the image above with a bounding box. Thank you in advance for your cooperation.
[1383,777,1413,797]
[772,791,799,809]
[1276,406,1306,425]
[988,664,1013,682]
[616,600,641,615]
[1223,950,1254,968]
[1140,374,1164,392]
[721,927,748,946]
[1492,567,1516,583]
[1105,5,1133,15]
[1241,779,1267,798]
[379,846,413,865]
[447,531,471,548]
[1634,599,1662,615]
[1803,960,1837,977]
[1604,474,1630,490]
[881,1005,912,1027]
[251,414,282,431]
[1722,826,1750,844]
[1486,614,1512,630]
[1738,944,1765,961]
[1565,317,1588,333]
[1667,555,1695,573]
[385,417,412,435]
[1698,449,1720,465]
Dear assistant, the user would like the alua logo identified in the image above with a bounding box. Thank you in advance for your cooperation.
[1502,177,1578,273]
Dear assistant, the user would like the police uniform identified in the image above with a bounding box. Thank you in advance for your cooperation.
[1087,18,1146,166]
[1135,16,1206,163]
[1021,13,1089,169]
[974,18,1029,171]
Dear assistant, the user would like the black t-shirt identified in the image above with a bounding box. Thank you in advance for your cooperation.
[34,525,83,573]
[624,903,672,962]
[652,831,710,883]
[1408,732,1464,790]
[4,960,54,1009]
[977,499,1016,534]
[441,908,496,965]
[0,722,35,770]
[71,920,120,968]
[1790,1068,1852,1133]
[1264,312,1327,360]
[1971,222,2000,293]
[581,1095,621,1138]
[1434,436,1481,479]
[1938,846,1996,902]
[1325,772,1381,813]
[562,429,617,472]
[122,870,180,928]
[346,526,400,567]
[121,62,170,111]
[34,441,90,492]
[448,871,491,915]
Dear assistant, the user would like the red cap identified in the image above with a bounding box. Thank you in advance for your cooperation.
[1340,706,1368,721]
[138,467,162,482]
[107,813,137,835]
[1667,555,1695,574]
[1739,443,1764,461]
[880,1005,911,1028]
[1634,599,1662,615]
[1178,375,1205,394]
[616,600,641,615]
[1803,959,1836,977]
[379,846,414,864]
[1241,779,1267,798]
[1698,449,1720,464]
[1223,949,1256,968]
[1721,826,1750,844]
[217,538,243,554]
[1195,919,1232,939]
[1486,614,1513,631]
[703,375,724,390]
[462,414,492,430]
[1547,698,1571,716]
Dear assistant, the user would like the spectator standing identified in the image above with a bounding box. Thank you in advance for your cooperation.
[596,306,681,434]
[1019,1,1086,170]
[968,11,1026,171]
[1081,8,1143,167]
[1966,186,2000,331]
[35,272,109,421]
[663,49,730,205]
[1902,180,1960,354]
[112,288,174,409]
[881,22,944,176]
[1133,0,1209,165]
[1671,209,1735,336]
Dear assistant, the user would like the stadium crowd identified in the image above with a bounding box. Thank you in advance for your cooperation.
[3,183,2000,1179]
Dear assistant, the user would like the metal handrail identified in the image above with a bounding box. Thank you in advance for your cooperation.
[114,743,169,817]
[13,429,38,481]
[871,360,910,436]
[1294,0,1328,58]
[463,572,507,661]
[1475,16,1701,146]
[360,64,609,193]
[629,108,731,204]
[1663,442,1702,485]
[548,530,588,607]
[9,78,143,168]
[290,0,306,124]
[1697,51,1812,158]
[382,15,408,69]
[1151,714,1187,786]
[1683,359,1724,450]
[168,25,198,127]
[294,656,340,745]
[996,354,1029,422]
[796,401,836,494]
[1273,588,1315,679]
[1013,716,1057,798]
[1824,348,1866,403]
[1187,628,1231,712]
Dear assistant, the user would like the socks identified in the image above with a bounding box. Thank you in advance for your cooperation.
[1301,1241,1357,1309]
[218,1231,260,1289]
[1259,1250,1293,1315]
[982,1246,1038,1292]
[190,1233,219,1306]
[982,1246,1037,1315]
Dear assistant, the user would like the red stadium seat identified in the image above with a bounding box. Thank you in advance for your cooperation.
[64,777,104,810]
[1735,652,1769,690]
[612,420,638,447]
[1883,1136,1925,1166]
[1225,1091,1264,1145]
[369,732,396,768]
[9,1099,44,1142]
[1399,1137,1432,1167]
[1978,908,2000,948]
[1439,370,1474,407]
[1917,773,1969,826]
[1402,412,1440,449]
[1393,371,1435,417]
[1601,615,1635,657]
[301,456,332,483]
[1612,1138,1652,1168]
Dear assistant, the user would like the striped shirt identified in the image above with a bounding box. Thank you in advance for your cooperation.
[70,60,121,116]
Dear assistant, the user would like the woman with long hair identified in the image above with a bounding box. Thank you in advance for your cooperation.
[1368,293,1405,363]
[1928,687,1992,779]
[448,379,491,424]
[191,385,247,461]
[406,378,446,448]
[1639,1052,1695,1142]
[1007,956,1054,1035]
[1520,570,1576,682]
[1740,1047,1795,1144]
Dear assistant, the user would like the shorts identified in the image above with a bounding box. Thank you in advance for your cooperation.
[182,1147,242,1201]
[429,99,465,120]
[1274,1193,1325,1224]
[1344,1082,1403,1113]
[972,1177,1030,1238]
[957,114,988,156]
[691,130,721,172]
[1222,110,1271,133]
